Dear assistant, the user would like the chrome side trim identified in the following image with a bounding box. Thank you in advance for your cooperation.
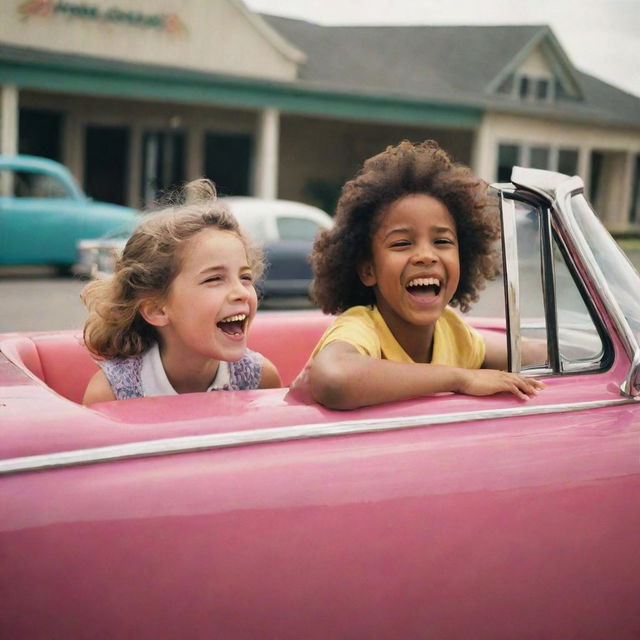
[0,397,634,476]
[500,193,521,371]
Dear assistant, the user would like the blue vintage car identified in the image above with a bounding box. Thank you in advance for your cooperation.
[0,155,138,271]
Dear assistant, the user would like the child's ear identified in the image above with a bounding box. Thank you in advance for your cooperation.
[139,298,169,327]
[357,260,377,287]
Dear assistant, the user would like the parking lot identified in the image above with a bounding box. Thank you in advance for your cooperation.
[3,242,640,333]
[0,267,314,332]
[0,267,87,332]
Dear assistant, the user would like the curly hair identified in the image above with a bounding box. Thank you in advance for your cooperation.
[82,179,263,359]
[310,139,500,314]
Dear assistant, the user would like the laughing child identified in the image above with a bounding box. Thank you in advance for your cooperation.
[82,179,281,403]
[296,140,545,409]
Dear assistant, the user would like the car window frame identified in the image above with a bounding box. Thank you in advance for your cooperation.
[499,188,613,377]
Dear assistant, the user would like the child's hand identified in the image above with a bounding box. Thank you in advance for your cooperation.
[457,369,546,400]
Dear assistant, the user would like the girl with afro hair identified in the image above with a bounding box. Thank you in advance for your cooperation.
[295,140,546,409]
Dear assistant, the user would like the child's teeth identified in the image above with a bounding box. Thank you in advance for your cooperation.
[408,277,440,287]
[221,314,246,323]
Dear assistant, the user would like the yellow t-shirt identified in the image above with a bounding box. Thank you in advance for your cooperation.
[311,305,485,368]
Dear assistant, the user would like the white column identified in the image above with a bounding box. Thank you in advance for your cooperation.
[186,124,204,182]
[253,107,280,199]
[470,116,495,183]
[0,84,19,156]
[577,146,591,195]
[620,151,635,227]
[62,111,83,182]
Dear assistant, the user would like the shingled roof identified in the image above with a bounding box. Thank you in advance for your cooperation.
[262,15,640,128]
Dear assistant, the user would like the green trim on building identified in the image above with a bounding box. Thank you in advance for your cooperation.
[0,52,481,128]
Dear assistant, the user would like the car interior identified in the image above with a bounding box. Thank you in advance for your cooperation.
[0,312,335,404]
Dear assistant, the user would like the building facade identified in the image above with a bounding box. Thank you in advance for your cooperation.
[1,0,639,228]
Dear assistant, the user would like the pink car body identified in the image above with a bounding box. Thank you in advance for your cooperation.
[1,168,640,639]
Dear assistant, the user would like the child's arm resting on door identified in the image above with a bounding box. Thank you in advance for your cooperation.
[301,340,545,410]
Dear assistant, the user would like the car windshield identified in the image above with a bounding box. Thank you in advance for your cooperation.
[570,193,640,340]
[276,216,324,242]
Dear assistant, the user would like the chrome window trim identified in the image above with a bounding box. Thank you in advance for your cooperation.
[539,206,560,372]
[552,178,640,395]
[504,172,620,379]
[0,397,635,476]
[499,193,522,372]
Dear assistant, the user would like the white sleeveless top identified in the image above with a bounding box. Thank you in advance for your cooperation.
[140,343,232,396]
[95,342,264,400]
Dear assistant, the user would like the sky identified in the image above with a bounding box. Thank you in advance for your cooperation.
[245,0,640,98]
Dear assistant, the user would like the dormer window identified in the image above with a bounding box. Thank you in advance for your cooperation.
[536,78,550,100]
[491,35,584,103]
[516,74,553,102]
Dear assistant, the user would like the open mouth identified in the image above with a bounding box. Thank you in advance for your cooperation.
[217,313,248,336]
[406,277,441,299]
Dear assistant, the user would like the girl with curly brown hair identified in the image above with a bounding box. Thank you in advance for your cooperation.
[81,178,281,404]
[294,140,546,409]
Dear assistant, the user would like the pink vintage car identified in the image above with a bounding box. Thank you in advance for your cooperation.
[2,167,640,639]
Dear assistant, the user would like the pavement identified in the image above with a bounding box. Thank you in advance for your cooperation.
[0,267,313,332]
[2,246,640,332]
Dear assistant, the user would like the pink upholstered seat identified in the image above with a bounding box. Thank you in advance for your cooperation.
[0,333,97,403]
[248,311,332,386]
[0,311,333,403]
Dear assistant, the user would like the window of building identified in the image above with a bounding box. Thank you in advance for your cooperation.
[497,144,520,182]
[530,147,550,169]
[18,108,62,162]
[85,125,130,206]
[536,78,550,100]
[140,130,185,207]
[497,144,579,181]
[589,152,604,204]
[514,74,554,102]
[558,149,579,175]
[204,133,251,198]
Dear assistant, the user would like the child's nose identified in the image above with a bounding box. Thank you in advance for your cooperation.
[229,279,251,300]
[411,244,437,264]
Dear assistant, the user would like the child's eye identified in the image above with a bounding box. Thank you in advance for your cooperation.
[202,275,222,284]
[435,238,455,246]
[241,273,254,283]
[390,240,411,248]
